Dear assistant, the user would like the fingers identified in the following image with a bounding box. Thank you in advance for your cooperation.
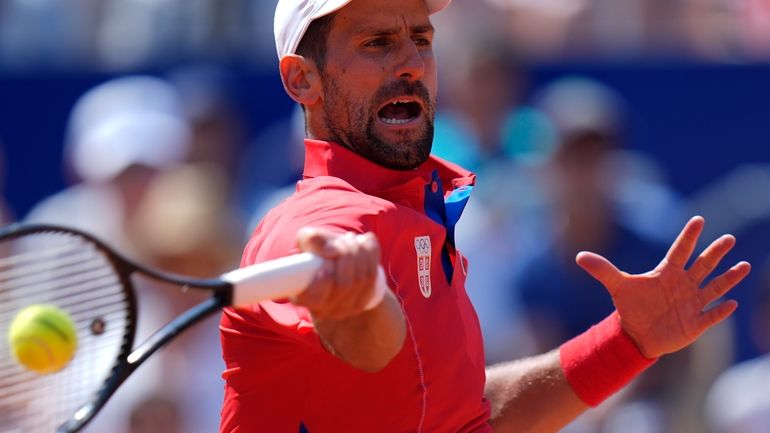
[695,261,749,334]
[688,234,736,284]
[296,227,339,259]
[663,216,705,268]
[700,261,751,306]
[334,233,357,290]
[328,233,378,310]
[295,228,382,320]
[576,251,623,295]
[697,299,738,331]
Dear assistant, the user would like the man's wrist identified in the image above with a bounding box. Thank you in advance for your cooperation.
[559,311,657,407]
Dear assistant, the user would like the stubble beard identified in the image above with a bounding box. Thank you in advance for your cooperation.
[321,73,435,171]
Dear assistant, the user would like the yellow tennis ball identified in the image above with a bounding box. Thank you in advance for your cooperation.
[7,304,78,374]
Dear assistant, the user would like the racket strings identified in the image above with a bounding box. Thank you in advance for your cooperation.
[0,246,102,280]
[0,231,132,433]
[0,248,115,300]
[0,241,84,268]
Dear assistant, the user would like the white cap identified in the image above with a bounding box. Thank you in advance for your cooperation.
[66,76,192,183]
[274,0,452,59]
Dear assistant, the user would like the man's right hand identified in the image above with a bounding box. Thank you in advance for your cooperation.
[294,227,383,320]
[293,227,405,372]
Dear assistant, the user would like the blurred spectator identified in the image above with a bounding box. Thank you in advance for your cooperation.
[25,75,190,253]
[130,163,241,276]
[507,77,725,433]
[236,104,306,234]
[705,258,770,433]
[514,77,667,354]
[167,64,245,182]
[165,63,250,241]
[433,40,550,363]
[432,40,550,172]
[23,75,233,433]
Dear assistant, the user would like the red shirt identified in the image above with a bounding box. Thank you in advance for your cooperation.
[220,140,492,433]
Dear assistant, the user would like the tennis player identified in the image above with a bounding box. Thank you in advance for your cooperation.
[219,0,751,432]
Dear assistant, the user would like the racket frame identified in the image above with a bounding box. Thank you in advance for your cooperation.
[0,223,233,433]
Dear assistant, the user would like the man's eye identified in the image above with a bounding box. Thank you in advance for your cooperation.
[365,38,389,47]
[414,37,431,46]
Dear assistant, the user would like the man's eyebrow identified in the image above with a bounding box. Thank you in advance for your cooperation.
[353,23,435,36]
[411,24,435,34]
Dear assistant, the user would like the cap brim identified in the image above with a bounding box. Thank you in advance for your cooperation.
[313,0,354,20]
[317,0,451,17]
[426,0,452,14]
[276,0,453,59]
[280,0,352,60]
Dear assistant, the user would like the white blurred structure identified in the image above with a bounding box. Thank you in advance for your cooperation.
[26,75,190,250]
[65,76,190,183]
[706,355,770,433]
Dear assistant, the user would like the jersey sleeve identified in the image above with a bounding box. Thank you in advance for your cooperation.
[221,180,392,392]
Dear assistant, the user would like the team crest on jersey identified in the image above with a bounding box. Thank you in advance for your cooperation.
[414,236,432,298]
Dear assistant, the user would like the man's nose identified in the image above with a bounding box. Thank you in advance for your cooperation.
[393,38,425,82]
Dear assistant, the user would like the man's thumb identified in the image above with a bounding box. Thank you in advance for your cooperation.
[297,227,335,257]
[576,251,622,294]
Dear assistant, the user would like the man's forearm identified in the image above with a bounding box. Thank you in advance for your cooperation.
[485,350,587,433]
[486,312,658,432]
[313,290,406,372]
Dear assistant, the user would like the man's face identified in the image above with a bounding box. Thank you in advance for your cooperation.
[317,0,437,170]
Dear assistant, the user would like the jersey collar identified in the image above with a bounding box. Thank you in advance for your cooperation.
[302,139,475,196]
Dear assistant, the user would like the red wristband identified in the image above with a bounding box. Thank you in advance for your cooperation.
[559,311,657,407]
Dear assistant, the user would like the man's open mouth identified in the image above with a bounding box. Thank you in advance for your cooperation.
[377,99,423,125]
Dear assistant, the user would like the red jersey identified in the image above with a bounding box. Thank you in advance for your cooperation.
[220,140,492,433]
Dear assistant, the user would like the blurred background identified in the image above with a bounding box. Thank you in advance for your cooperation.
[1,0,769,432]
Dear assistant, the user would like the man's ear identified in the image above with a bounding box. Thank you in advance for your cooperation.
[279,55,322,107]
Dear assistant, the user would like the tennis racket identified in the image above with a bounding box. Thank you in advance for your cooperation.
[0,223,388,433]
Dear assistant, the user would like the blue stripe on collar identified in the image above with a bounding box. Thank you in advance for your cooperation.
[423,170,474,284]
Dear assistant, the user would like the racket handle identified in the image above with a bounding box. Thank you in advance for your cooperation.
[222,253,389,310]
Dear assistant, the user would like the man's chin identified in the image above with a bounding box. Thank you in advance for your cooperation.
[366,137,432,170]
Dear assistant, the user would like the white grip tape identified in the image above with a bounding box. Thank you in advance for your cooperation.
[223,252,389,310]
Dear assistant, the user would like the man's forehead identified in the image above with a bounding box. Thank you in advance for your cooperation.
[333,0,432,31]
[346,19,435,36]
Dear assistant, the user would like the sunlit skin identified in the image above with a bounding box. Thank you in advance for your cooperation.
[281,0,437,170]
[577,216,751,359]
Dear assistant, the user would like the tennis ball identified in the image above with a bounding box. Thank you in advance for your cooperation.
[7,304,78,374]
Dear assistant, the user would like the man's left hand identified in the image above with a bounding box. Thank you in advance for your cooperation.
[575,216,751,359]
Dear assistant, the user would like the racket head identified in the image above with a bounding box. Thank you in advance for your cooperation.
[0,223,138,433]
